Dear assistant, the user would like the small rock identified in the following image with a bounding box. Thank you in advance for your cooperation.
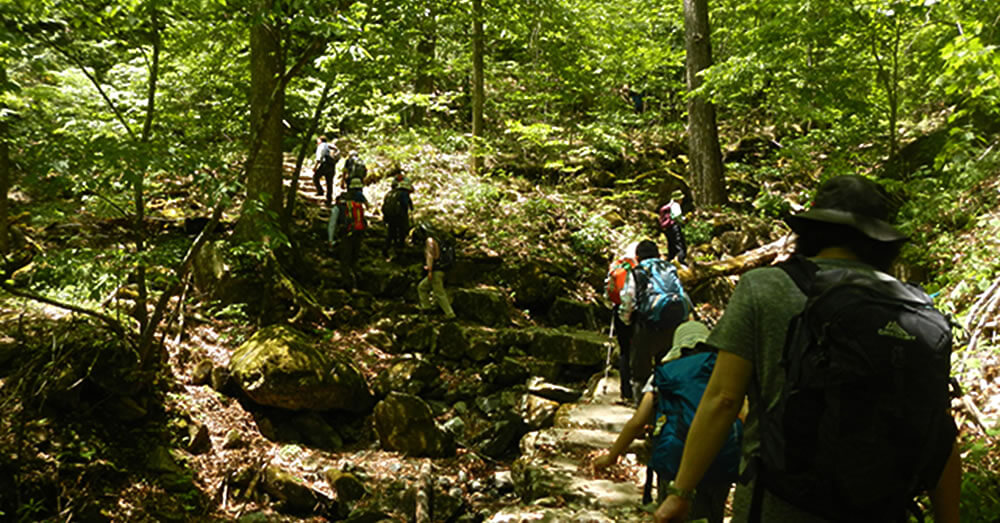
[187,422,212,454]
[191,359,213,386]
[223,429,243,449]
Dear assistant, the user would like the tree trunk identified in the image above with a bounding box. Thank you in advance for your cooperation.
[471,0,484,174]
[683,0,726,207]
[0,64,9,256]
[412,7,437,127]
[239,0,286,240]
[133,2,162,346]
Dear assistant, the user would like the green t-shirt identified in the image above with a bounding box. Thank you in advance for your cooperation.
[706,257,880,522]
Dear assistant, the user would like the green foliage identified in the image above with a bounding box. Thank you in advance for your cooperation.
[684,218,714,247]
[959,428,1000,521]
[570,214,612,257]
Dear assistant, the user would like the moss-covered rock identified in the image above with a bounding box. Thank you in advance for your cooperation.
[229,324,372,413]
[372,392,455,457]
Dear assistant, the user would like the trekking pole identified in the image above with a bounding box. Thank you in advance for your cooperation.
[602,312,615,395]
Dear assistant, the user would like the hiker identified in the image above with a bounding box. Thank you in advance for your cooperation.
[654,175,961,523]
[342,150,367,190]
[313,135,338,206]
[605,245,638,404]
[327,192,348,248]
[658,190,687,265]
[618,240,690,403]
[412,223,456,319]
[593,321,741,523]
[382,171,414,259]
[339,180,367,278]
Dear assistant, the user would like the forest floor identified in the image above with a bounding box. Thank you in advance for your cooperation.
[2,147,999,521]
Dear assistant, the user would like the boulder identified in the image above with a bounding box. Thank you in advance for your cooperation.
[450,287,514,327]
[263,463,325,514]
[229,324,372,412]
[324,469,370,504]
[437,323,503,362]
[482,357,530,386]
[373,392,455,457]
[520,394,560,430]
[290,412,343,450]
[527,377,583,403]
[372,356,440,398]
[191,240,227,295]
[546,297,599,330]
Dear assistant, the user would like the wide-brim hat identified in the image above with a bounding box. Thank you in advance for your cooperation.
[661,321,710,363]
[671,189,684,200]
[349,178,364,189]
[398,177,413,190]
[785,175,907,243]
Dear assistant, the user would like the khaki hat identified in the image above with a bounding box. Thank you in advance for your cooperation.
[671,189,684,200]
[349,177,364,190]
[785,175,907,243]
[661,321,710,363]
[399,177,413,190]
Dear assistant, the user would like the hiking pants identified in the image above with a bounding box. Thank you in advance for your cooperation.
[418,270,455,318]
[340,230,363,269]
[612,309,634,400]
[314,160,335,204]
[384,213,410,255]
[665,223,687,265]
[630,325,675,402]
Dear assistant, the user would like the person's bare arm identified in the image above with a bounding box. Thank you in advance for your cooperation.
[654,350,751,522]
[929,441,961,523]
[593,392,655,469]
[424,237,438,274]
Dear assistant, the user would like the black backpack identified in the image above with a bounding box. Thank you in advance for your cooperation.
[755,256,955,522]
[436,235,455,271]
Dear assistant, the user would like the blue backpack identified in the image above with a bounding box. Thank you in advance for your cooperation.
[635,258,688,330]
[649,350,742,486]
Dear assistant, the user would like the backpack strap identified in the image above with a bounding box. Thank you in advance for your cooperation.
[776,254,820,295]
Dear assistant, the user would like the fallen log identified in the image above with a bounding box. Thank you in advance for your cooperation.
[677,235,795,288]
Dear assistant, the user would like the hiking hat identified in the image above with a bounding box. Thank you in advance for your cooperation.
[635,240,659,260]
[671,189,684,200]
[349,177,364,190]
[399,177,413,190]
[786,175,907,243]
[662,320,710,363]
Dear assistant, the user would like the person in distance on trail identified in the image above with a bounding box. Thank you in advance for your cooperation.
[618,240,691,404]
[592,320,741,523]
[605,242,639,405]
[654,175,961,523]
[658,189,687,266]
[339,178,368,284]
[313,135,339,206]
[382,169,414,260]
[342,150,367,190]
[411,223,456,320]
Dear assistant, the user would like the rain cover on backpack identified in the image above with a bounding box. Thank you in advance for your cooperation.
[649,351,742,485]
[759,256,956,521]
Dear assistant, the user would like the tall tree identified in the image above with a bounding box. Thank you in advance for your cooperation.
[683,0,725,207]
[0,62,8,256]
[471,0,485,174]
[238,0,287,241]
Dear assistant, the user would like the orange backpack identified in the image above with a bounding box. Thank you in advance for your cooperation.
[346,201,366,231]
[606,257,637,305]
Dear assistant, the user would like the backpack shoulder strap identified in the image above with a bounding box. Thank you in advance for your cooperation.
[776,254,820,295]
